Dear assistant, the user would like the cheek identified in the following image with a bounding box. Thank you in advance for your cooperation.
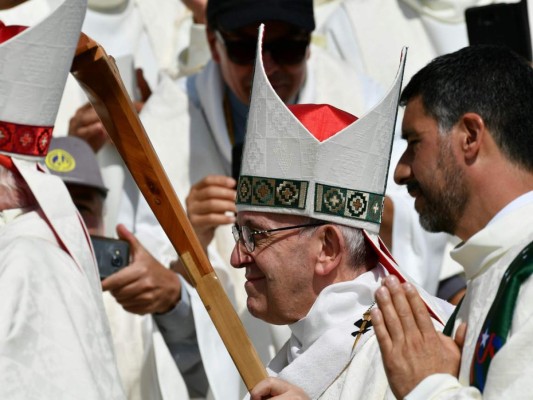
[219,63,253,103]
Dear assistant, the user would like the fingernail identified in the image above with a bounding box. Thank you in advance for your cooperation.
[385,275,400,288]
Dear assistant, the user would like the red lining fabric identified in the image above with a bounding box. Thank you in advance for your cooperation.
[0,21,27,43]
[288,104,358,142]
[0,154,14,170]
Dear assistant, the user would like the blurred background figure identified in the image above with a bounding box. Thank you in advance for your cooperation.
[46,136,191,400]
[0,0,124,398]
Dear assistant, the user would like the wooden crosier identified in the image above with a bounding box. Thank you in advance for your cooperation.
[71,33,268,391]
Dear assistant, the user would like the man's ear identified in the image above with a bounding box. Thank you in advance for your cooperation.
[314,225,343,276]
[458,113,486,163]
[206,28,221,63]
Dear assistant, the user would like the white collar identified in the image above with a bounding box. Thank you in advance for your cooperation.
[288,267,381,361]
[488,190,533,227]
[451,199,533,280]
[266,266,384,398]
[0,207,34,227]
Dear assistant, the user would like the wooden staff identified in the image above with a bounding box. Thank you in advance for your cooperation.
[71,33,268,390]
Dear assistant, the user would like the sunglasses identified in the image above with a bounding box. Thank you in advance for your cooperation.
[215,30,310,66]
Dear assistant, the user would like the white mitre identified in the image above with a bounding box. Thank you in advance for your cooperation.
[0,0,96,273]
[0,0,86,158]
[237,24,406,237]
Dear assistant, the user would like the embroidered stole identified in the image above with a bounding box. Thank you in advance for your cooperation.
[444,240,533,392]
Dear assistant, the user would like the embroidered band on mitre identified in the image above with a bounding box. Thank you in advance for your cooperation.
[237,25,450,325]
[0,0,97,277]
[237,24,406,236]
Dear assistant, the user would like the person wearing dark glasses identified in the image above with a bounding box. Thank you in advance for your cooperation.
[131,0,382,398]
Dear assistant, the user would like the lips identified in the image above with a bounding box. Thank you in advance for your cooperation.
[245,266,266,283]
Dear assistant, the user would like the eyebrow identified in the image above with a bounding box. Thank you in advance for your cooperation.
[238,218,269,231]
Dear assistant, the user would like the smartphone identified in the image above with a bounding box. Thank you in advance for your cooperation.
[465,0,532,61]
[232,142,244,182]
[90,235,130,280]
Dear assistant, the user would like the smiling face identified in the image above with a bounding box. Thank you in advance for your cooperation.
[394,96,469,235]
[208,21,310,105]
[230,211,320,325]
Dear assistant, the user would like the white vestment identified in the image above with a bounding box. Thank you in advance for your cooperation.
[263,264,452,400]
[407,194,533,399]
[132,50,382,399]
[0,209,125,399]
[0,2,195,397]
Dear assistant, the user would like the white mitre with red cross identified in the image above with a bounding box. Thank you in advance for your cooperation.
[236,24,406,236]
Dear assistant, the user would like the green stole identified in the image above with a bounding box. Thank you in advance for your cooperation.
[443,240,533,392]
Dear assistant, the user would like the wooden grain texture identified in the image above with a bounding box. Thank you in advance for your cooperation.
[71,34,268,390]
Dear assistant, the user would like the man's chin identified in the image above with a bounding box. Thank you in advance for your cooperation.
[246,299,266,320]
[418,211,452,234]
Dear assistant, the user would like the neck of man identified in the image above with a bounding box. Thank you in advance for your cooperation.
[455,166,533,241]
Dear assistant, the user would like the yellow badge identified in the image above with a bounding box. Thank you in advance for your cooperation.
[45,149,76,172]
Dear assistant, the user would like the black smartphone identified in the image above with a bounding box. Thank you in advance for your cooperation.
[90,235,130,280]
[465,0,532,61]
[232,142,244,182]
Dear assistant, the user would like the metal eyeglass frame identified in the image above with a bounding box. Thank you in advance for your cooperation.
[232,222,325,253]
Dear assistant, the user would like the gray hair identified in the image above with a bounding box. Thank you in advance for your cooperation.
[304,218,377,270]
[0,165,35,209]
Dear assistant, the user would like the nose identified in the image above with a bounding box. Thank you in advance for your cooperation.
[393,149,413,186]
[230,240,253,269]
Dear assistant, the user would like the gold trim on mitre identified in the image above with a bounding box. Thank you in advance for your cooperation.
[236,24,407,235]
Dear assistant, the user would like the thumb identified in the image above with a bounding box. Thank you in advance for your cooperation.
[116,223,141,256]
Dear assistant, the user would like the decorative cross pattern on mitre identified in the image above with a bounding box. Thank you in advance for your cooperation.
[237,24,407,234]
[0,0,87,159]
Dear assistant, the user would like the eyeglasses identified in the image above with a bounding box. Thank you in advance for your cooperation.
[232,222,324,253]
[215,30,310,66]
